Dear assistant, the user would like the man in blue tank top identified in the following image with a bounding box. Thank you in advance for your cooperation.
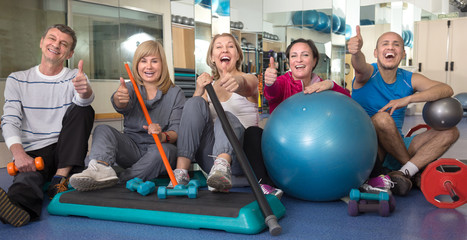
[348,26,459,196]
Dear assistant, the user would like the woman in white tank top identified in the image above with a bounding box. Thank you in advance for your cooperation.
[172,33,259,192]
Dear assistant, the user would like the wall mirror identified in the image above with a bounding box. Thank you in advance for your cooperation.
[0,0,172,116]
[70,0,172,79]
[262,0,358,88]
[358,1,421,69]
[231,0,262,75]
[192,0,234,75]
[194,0,213,75]
[263,1,332,81]
[212,0,230,35]
[0,0,68,77]
[170,0,195,70]
[171,0,196,97]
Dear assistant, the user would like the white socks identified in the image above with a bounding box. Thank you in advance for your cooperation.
[178,168,189,175]
[399,161,419,177]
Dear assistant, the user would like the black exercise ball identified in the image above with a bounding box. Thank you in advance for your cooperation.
[174,15,182,24]
[422,97,463,130]
[181,16,189,25]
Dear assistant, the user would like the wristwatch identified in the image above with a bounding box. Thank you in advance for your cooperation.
[163,132,170,143]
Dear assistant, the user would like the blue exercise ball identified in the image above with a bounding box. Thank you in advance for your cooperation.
[453,92,467,110]
[422,97,463,131]
[320,15,332,33]
[406,30,413,47]
[214,0,229,16]
[336,17,346,35]
[360,19,374,26]
[403,30,410,46]
[292,11,303,26]
[303,10,319,29]
[262,91,377,201]
[344,24,352,40]
[198,0,211,9]
[402,31,408,45]
[331,14,341,33]
[314,12,330,32]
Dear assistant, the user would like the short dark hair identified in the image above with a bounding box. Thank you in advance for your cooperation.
[285,38,320,71]
[42,24,77,51]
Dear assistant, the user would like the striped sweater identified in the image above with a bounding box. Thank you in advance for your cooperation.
[1,65,94,151]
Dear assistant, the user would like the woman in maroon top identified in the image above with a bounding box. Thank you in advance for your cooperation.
[264,38,350,113]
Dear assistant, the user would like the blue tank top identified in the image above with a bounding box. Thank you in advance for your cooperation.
[352,63,414,135]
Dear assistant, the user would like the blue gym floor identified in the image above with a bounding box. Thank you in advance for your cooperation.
[1,115,466,240]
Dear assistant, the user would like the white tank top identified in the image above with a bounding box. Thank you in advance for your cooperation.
[208,92,259,128]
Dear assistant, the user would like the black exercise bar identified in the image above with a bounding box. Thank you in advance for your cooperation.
[205,84,282,236]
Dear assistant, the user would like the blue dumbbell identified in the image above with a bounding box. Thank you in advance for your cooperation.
[137,181,156,196]
[187,179,200,188]
[349,189,389,202]
[158,180,200,199]
[126,177,144,191]
[126,178,156,196]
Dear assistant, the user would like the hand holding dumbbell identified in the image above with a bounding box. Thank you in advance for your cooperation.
[7,157,44,176]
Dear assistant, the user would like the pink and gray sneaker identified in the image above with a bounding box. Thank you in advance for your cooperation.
[368,174,394,190]
[260,184,284,200]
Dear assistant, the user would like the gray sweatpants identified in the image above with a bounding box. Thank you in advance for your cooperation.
[177,97,245,175]
[88,125,177,182]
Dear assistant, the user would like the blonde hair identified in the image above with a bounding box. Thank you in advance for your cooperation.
[131,40,174,94]
[206,33,243,80]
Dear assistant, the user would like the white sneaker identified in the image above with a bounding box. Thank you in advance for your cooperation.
[70,160,119,191]
[206,158,232,192]
[167,169,190,188]
[207,186,230,193]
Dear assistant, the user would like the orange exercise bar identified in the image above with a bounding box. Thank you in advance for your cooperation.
[124,63,178,187]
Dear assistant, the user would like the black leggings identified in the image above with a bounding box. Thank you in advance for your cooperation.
[243,126,276,187]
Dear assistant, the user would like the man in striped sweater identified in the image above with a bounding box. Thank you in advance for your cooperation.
[0,24,95,227]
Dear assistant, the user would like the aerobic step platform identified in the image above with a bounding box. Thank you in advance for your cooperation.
[47,185,285,234]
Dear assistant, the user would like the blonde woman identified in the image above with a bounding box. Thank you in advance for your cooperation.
[171,33,265,193]
[70,40,186,191]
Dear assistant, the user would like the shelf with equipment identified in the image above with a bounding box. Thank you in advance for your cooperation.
[231,29,262,75]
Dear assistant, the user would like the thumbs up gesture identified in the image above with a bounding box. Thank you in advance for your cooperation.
[347,25,363,55]
[264,57,278,86]
[218,69,240,93]
[114,77,130,108]
[72,60,92,98]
